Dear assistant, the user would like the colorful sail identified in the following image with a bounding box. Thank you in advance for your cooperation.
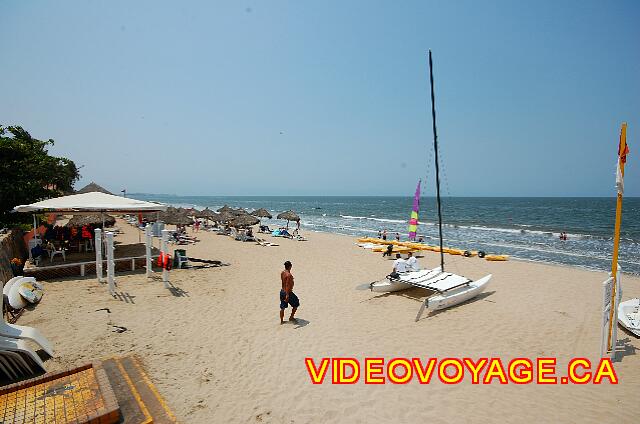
[408,179,421,240]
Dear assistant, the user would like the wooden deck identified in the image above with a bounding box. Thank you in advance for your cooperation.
[23,244,161,281]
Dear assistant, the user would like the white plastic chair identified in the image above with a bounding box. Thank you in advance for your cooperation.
[174,250,189,269]
[48,243,66,262]
[84,238,94,252]
[0,320,53,356]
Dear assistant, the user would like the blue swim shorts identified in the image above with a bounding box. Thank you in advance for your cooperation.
[280,289,300,309]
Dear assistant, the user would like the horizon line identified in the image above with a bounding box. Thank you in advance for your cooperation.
[126,193,640,199]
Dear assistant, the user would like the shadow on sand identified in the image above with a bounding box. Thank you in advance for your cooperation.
[614,334,638,362]
[288,318,310,329]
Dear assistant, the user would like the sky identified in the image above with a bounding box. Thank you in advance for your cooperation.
[1,0,638,197]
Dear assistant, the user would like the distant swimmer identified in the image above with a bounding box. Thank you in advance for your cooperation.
[559,232,568,241]
[378,230,382,239]
[382,230,387,241]
[395,232,400,242]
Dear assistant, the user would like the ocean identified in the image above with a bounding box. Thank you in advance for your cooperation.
[132,194,640,275]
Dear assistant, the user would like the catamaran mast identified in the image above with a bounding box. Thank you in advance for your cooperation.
[428,50,445,272]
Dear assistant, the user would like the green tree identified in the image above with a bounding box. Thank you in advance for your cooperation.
[0,125,80,227]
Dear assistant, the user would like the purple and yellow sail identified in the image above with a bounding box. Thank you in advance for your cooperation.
[408,179,421,240]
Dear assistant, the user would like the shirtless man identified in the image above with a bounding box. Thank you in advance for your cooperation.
[280,261,300,324]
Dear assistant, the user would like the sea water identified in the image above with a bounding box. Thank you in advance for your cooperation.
[132,195,640,275]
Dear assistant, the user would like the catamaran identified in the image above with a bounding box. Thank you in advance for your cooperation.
[370,50,492,321]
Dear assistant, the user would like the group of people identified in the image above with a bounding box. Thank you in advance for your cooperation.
[391,251,419,278]
[377,229,400,241]
[559,232,568,241]
[377,229,424,243]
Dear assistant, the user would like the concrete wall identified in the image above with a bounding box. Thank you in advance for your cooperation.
[0,229,28,284]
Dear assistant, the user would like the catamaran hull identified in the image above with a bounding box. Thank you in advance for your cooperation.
[618,298,640,338]
[370,279,411,293]
[427,275,492,311]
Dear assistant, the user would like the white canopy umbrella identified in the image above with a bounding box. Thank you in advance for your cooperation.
[14,191,168,256]
[13,191,167,213]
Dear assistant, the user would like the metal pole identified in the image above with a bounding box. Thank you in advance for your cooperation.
[428,50,445,272]
[161,229,170,288]
[95,228,103,282]
[607,123,628,353]
[145,224,153,278]
[106,231,116,295]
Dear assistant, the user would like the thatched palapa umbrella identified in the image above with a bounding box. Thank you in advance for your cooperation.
[217,211,236,223]
[196,208,216,219]
[251,208,272,219]
[76,182,113,195]
[160,210,192,226]
[277,210,300,229]
[229,214,259,228]
[217,205,234,213]
[233,208,248,216]
[66,214,116,227]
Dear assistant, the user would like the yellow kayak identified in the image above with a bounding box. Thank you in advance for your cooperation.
[443,248,465,255]
[485,255,509,261]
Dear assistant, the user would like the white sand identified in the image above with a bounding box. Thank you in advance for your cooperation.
[18,219,640,423]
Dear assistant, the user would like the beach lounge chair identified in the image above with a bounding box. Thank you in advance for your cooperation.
[0,337,46,378]
[272,229,292,238]
[0,319,53,357]
[259,225,271,233]
[255,238,279,247]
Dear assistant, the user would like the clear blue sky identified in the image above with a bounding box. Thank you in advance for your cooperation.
[1,1,638,196]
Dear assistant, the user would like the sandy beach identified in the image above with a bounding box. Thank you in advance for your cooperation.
[17,219,640,423]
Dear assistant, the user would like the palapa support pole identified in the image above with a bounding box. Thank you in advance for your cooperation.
[607,123,629,354]
[161,229,170,288]
[106,231,116,295]
[145,224,153,278]
[29,214,37,260]
[95,228,104,283]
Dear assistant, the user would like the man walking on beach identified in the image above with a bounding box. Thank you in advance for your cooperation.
[280,261,299,324]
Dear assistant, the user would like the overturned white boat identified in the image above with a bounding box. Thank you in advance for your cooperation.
[618,298,640,337]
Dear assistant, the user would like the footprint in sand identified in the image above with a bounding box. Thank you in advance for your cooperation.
[255,411,271,422]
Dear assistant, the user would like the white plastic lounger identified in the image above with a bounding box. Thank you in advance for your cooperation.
[0,320,53,356]
[0,354,19,380]
[0,337,46,377]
